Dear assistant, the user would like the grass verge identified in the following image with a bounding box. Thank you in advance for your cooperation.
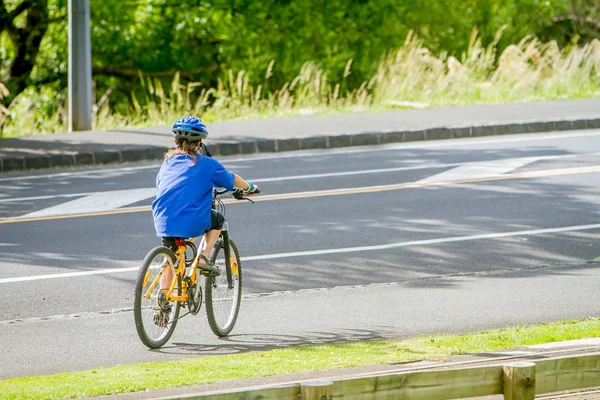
[1,318,599,400]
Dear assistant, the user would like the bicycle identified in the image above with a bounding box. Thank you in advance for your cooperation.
[133,188,257,349]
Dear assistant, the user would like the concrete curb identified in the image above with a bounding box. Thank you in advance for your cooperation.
[2,117,599,173]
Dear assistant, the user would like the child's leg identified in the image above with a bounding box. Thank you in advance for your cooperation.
[198,210,226,264]
[198,229,221,263]
[160,266,174,292]
[160,238,176,291]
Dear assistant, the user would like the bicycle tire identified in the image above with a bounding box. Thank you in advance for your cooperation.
[205,238,243,337]
[133,246,181,349]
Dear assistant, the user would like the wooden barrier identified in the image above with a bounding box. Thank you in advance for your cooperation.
[503,362,536,400]
[536,353,600,393]
[185,353,600,400]
[327,365,503,400]
[300,380,333,400]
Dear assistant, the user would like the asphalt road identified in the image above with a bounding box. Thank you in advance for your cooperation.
[0,130,599,380]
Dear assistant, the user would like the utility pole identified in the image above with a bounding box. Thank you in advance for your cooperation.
[68,0,92,131]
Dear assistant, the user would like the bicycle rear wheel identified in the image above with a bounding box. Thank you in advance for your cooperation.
[133,246,181,349]
[205,238,243,337]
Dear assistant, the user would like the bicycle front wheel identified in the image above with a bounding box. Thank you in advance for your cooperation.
[133,246,181,349]
[205,238,243,337]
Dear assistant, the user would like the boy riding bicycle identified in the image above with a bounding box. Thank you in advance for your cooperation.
[152,116,259,286]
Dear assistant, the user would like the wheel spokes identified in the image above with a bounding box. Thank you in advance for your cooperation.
[140,255,174,341]
[212,254,238,328]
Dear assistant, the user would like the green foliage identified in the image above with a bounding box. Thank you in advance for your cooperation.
[4,27,600,137]
[1,0,600,135]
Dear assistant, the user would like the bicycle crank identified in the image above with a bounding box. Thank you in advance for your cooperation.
[186,279,203,315]
[154,303,172,328]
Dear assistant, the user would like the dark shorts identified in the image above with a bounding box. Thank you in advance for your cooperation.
[209,209,226,232]
[162,210,225,248]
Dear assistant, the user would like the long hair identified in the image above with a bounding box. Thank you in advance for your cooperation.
[164,139,203,165]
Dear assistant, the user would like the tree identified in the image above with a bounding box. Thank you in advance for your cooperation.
[550,0,600,43]
[0,0,596,136]
[0,0,56,108]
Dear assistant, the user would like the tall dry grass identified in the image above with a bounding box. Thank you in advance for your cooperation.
[371,28,600,107]
[96,29,600,131]
[4,29,600,136]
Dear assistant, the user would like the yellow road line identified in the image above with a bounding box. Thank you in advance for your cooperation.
[250,165,600,202]
[1,165,599,225]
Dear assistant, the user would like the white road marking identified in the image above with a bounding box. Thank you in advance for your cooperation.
[417,157,539,183]
[0,185,28,190]
[19,188,156,218]
[240,223,600,261]
[0,192,96,204]
[1,222,599,284]
[0,267,139,284]
[252,164,454,183]
[0,164,160,182]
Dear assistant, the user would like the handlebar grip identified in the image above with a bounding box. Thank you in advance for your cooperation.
[232,188,244,200]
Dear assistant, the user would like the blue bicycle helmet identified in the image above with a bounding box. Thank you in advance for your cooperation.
[172,116,208,142]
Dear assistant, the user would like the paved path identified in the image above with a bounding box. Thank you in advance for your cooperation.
[1,264,599,379]
[0,98,599,172]
[1,130,599,384]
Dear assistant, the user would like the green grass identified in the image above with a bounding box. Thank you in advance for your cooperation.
[2,31,600,137]
[1,318,599,400]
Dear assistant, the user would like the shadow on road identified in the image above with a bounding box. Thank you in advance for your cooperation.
[158,327,395,356]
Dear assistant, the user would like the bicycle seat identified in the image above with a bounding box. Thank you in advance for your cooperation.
[162,237,186,250]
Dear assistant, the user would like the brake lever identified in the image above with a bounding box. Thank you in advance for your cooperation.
[232,189,255,204]
[232,189,244,200]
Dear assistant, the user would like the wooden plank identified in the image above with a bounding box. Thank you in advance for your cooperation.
[328,365,503,400]
[503,362,536,400]
[183,384,299,399]
[535,353,600,394]
[300,380,333,400]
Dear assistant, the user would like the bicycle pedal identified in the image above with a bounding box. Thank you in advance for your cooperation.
[199,265,220,276]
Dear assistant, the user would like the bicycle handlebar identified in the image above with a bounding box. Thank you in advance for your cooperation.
[214,188,259,203]
[214,188,230,196]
